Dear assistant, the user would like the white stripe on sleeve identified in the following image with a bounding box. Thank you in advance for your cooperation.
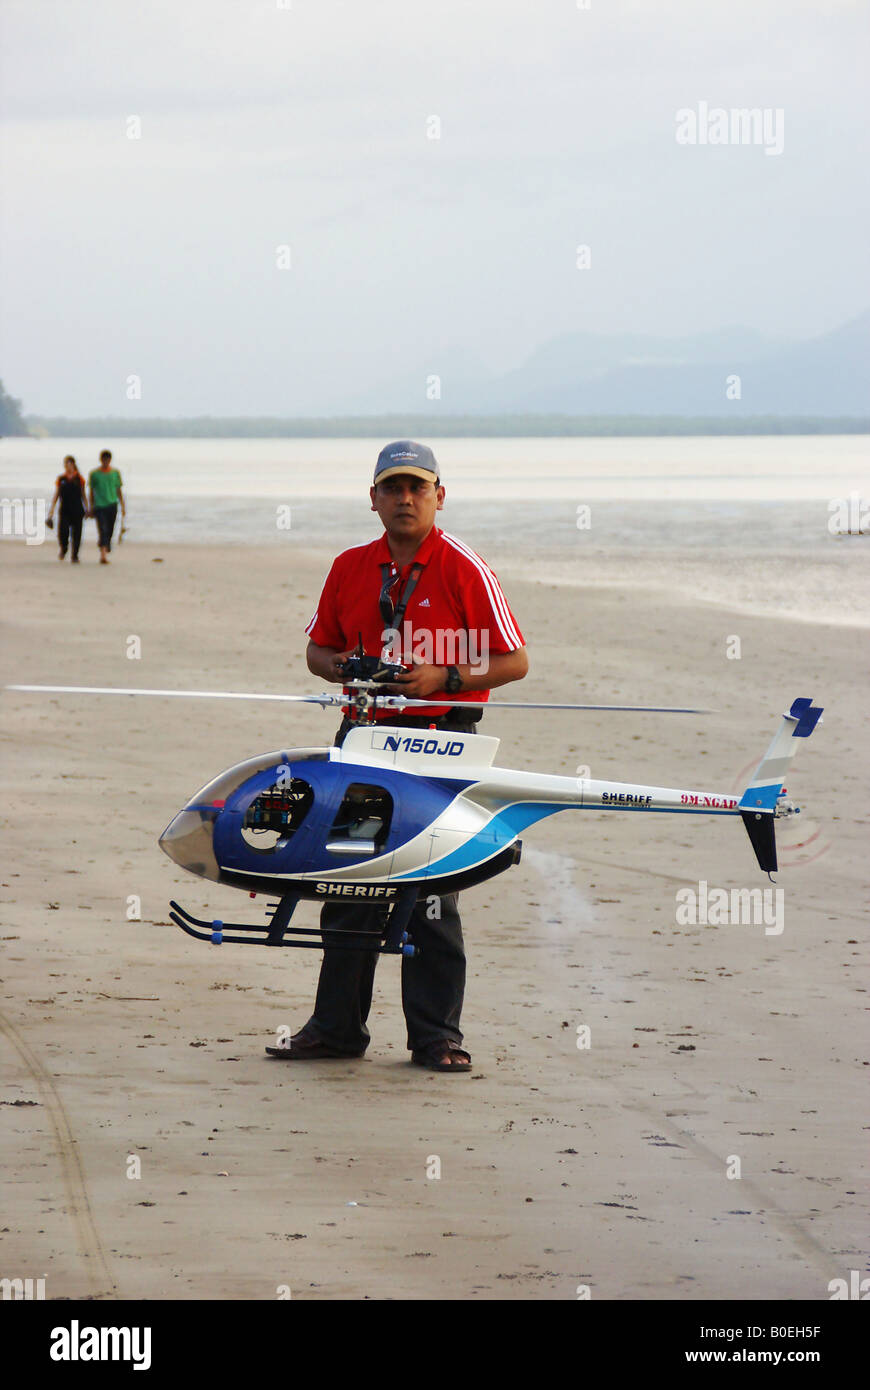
[441,532,523,649]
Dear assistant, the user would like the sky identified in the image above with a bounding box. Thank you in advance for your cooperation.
[1,0,868,416]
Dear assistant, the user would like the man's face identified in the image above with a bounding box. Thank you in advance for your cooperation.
[370,473,445,539]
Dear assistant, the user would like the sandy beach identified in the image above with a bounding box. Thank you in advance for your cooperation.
[1,535,867,1301]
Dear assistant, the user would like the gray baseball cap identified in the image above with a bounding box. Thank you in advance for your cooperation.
[373,440,439,485]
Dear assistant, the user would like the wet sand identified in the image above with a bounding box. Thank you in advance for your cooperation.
[0,537,867,1300]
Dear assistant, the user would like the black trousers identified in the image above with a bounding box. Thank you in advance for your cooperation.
[304,709,478,1055]
[94,504,117,550]
[58,509,83,560]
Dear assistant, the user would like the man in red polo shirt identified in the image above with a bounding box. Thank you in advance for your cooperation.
[275,440,528,1071]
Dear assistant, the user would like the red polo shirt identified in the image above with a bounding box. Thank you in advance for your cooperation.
[305,526,525,719]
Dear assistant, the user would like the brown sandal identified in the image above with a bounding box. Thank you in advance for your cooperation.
[265,1030,364,1060]
[411,1038,472,1072]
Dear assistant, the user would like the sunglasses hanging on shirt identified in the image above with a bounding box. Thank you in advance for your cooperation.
[378,561,423,632]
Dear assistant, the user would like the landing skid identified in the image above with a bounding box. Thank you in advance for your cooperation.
[167,885,420,955]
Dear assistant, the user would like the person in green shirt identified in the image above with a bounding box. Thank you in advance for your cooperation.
[88,449,126,564]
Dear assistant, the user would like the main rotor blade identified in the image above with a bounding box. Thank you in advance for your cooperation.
[5,684,712,714]
[387,697,714,714]
[5,685,343,706]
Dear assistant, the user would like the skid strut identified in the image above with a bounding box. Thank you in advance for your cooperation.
[167,886,419,954]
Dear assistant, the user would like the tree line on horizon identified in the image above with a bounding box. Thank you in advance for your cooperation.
[12,410,870,438]
[2,379,867,438]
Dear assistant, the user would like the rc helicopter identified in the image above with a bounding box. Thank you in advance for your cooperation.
[8,656,823,959]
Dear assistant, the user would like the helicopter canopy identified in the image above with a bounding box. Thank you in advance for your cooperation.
[159,747,328,880]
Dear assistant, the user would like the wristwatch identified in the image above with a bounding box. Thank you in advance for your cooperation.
[445,665,463,693]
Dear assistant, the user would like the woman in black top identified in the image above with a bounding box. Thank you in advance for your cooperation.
[48,456,88,562]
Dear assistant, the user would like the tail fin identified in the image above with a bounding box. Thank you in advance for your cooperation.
[739,697,823,873]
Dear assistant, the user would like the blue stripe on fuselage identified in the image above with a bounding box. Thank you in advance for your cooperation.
[393,802,570,879]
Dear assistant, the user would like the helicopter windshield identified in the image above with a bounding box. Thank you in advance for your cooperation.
[159,748,327,880]
[186,748,326,810]
[159,806,223,881]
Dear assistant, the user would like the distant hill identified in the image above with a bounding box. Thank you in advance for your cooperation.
[11,311,870,433]
[351,312,870,416]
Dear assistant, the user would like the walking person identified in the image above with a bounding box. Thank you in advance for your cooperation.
[88,449,126,564]
[47,455,87,563]
[268,440,528,1072]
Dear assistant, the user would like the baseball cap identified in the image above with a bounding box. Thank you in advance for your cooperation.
[373,440,439,486]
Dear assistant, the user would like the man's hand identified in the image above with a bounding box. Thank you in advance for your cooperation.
[306,640,358,684]
[328,650,358,682]
[387,661,448,699]
[390,647,529,698]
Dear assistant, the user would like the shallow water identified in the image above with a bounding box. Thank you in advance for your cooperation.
[2,435,868,625]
